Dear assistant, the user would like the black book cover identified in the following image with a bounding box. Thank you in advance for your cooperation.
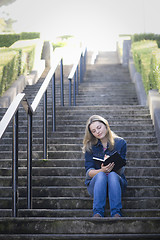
[93,152,126,171]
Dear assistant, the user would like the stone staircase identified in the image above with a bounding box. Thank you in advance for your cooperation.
[0,51,160,239]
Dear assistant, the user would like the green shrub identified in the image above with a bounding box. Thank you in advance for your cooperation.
[0,39,37,96]
[52,35,74,50]
[0,33,20,47]
[132,33,160,48]
[149,49,160,93]
[0,48,19,96]
[12,45,36,75]
[0,32,40,47]
[20,32,40,40]
[131,40,158,93]
[52,41,67,49]
[10,39,37,75]
[20,45,35,74]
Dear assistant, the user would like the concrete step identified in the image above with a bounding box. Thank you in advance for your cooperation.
[54,125,154,132]
[54,108,150,115]
[0,136,158,145]
[50,119,153,125]
[0,185,159,198]
[0,166,160,177]
[1,149,160,159]
[49,131,156,138]
[1,208,160,218]
[0,196,160,209]
[0,157,159,168]
[0,217,159,236]
[4,117,153,125]
[2,127,155,137]
[0,233,159,240]
[0,175,159,187]
[0,143,158,152]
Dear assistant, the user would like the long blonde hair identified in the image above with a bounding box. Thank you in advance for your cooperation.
[82,115,117,153]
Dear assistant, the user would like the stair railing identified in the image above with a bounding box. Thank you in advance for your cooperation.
[0,46,86,217]
[0,93,25,217]
[68,47,87,106]
[0,53,63,216]
[23,54,63,210]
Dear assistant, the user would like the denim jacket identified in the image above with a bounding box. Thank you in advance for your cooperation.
[84,137,127,186]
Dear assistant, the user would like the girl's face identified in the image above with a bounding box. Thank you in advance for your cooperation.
[89,121,108,140]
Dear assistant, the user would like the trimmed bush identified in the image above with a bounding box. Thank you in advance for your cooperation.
[52,41,67,50]
[132,33,160,48]
[0,48,19,96]
[131,40,158,93]
[52,35,74,50]
[20,32,40,40]
[0,32,40,47]
[149,49,160,93]
[0,33,20,47]
[0,39,38,96]
[11,45,36,75]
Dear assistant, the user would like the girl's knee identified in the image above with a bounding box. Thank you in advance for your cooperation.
[96,172,107,183]
[108,171,119,182]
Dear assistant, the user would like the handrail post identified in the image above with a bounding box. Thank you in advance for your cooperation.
[84,48,87,73]
[73,73,76,106]
[69,78,72,106]
[76,65,79,95]
[27,109,32,209]
[12,110,18,217]
[52,73,56,132]
[60,59,64,106]
[80,53,83,83]
[43,90,48,159]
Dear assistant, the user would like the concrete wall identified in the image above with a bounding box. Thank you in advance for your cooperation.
[148,90,160,148]
[122,40,131,67]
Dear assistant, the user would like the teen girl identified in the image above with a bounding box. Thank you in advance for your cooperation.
[82,115,127,217]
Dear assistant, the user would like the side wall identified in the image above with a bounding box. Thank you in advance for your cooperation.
[119,39,160,148]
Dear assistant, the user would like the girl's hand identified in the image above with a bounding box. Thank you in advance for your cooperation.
[101,162,115,173]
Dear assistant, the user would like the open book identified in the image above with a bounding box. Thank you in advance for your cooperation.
[93,152,126,171]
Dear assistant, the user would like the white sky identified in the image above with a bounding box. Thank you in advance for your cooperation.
[0,0,160,50]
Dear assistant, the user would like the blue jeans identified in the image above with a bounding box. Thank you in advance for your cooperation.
[87,171,127,217]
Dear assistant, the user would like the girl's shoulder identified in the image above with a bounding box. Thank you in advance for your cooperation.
[114,137,126,146]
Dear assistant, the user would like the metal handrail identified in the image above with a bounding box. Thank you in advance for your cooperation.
[22,53,64,210]
[0,93,25,217]
[0,46,87,217]
[68,47,87,106]
[0,52,63,216]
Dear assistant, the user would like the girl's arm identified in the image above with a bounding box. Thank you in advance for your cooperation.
[89,162,115,177]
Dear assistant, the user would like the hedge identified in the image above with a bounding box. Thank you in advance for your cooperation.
[0,40,37,96]
[131,40,160,93]
[20,32,40,40]
[0,48,19,96]
[0,34,20,47]
[149,49,160,92]
[11,42,36,75]
[132,33,160,48]
[0,32,40,47]
[52,35,74,50]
